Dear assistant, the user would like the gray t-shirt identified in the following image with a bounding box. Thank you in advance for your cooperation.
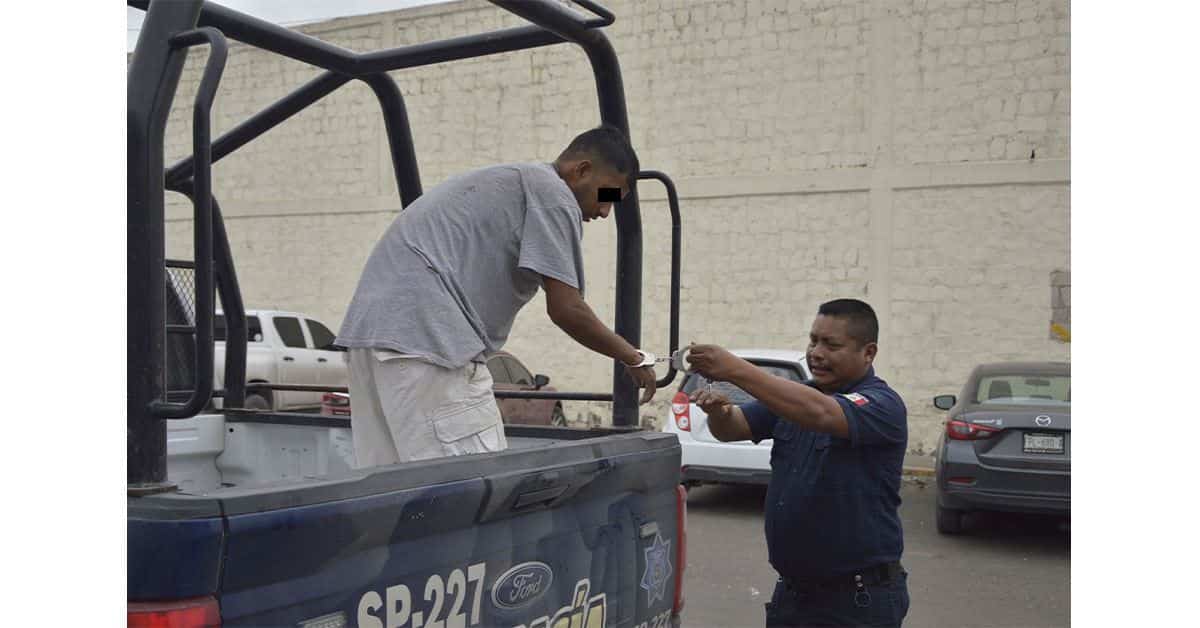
[335,162,586,368]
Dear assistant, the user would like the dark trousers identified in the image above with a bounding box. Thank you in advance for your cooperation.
[764,571,909,627]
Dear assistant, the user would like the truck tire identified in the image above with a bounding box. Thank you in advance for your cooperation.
[244,392,272,411]
[936,503,966,534]
[551,404,567,426]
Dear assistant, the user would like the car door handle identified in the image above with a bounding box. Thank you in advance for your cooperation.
[318,357,328,363]
[283,356,295,362]
[477,461,612,523]
[513,484,569,510]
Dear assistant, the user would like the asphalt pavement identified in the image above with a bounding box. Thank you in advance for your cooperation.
[678,480,1069,627]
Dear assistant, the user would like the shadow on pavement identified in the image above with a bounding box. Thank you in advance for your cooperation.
[687,483,1069,554]
[683,484,768,515]
[949,510,1070,553]
[903,485,1070,558]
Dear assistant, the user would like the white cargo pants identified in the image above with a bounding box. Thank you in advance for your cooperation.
[347,348,507,468]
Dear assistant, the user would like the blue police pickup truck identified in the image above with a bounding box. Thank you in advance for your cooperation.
[130,415,686,627]
[128,1,690,626]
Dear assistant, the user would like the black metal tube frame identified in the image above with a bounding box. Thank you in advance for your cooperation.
[164,71,425,207]
[638,171,683,389]
[128,0,611,78]
[150,27,226,419]
[165,189,248,410]
[128,0,204,488]
[128,0,652,487]
[186,385,615,404]
[490,0,645,425]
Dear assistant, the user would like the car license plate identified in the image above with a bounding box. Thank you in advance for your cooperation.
[1023,432,1064,454]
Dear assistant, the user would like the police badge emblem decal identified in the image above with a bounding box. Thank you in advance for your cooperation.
[640,533,673,606]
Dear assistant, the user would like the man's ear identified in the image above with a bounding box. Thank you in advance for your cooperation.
[574,159,592,180]
[862,342,878,364]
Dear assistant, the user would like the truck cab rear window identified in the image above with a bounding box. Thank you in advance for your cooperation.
[214,315,264,342]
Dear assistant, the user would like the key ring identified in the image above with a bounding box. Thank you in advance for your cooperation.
[655,346,693,372]
[853,575,871,608]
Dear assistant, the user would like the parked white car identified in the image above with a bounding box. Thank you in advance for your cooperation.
[662,349,811,488]
[212,309,348,411]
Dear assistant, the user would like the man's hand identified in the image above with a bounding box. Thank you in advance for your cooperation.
[690,388,734,422]
[686,344,750,382]
[624,364,658,404]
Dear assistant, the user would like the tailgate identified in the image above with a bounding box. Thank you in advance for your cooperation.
[156,431,682,627]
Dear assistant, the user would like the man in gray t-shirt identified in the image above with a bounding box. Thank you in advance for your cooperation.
[336,126,659,467]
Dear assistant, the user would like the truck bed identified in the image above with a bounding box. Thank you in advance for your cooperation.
[131,414,683,627]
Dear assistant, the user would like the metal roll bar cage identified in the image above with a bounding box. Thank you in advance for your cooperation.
[128,0,682,490]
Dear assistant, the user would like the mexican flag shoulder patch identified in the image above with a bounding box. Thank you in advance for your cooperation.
[841,392,870,407]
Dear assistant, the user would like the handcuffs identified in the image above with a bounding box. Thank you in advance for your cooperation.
[626,347,693,372]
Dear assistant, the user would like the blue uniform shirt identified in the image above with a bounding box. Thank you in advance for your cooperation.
[742,366,907,578]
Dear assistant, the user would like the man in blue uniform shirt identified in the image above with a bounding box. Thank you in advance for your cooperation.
[687,299,909,627]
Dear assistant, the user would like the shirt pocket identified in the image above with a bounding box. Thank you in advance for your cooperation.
[769,421,796,471]
[812,434,858,493]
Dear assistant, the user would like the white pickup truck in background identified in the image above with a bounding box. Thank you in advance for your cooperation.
[213,309,348,411]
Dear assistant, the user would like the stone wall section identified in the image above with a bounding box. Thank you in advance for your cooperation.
[154,0,1070,453]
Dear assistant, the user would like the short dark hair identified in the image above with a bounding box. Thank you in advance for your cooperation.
[817,298,879,346]
[558,125,640,182]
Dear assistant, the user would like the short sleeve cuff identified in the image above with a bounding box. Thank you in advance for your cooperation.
[520,262,581,291]
[833,395,862,448]
[740,401,778,444]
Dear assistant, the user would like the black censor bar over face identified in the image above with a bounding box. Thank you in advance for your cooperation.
[598,187,622,203]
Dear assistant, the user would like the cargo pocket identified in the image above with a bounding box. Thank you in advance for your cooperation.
[431,398,502,445]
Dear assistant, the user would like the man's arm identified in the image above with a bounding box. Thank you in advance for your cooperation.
[690,390,755,442]
[542,276,657,403]
[688,345,848,438]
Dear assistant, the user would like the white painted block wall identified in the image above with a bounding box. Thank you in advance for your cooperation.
[160,0,1070,454]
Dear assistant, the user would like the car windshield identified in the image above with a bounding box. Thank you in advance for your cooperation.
[681,362,806,404]
[974,373,1070,406]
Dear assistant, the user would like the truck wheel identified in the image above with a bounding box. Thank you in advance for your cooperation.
[936,503,966,534]
[551,404,567,426]
[243,392,271,411]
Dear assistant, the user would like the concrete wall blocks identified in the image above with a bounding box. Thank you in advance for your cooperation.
[156,0,1069,456]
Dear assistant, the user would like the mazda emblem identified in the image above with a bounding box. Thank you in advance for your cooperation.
[1035,415,1051,427]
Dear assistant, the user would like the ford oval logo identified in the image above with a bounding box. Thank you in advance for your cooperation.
[1035,415,1052,427]
[491,562,554,610]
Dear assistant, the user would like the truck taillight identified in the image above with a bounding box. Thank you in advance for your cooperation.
[945,419,1000,440]
[671,391,691,431]
[674,484,687,615]
[128,597,220,628]
[322,393,349,406]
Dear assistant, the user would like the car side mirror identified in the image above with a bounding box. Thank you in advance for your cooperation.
[933,395,956,410]
[534,374,550,389]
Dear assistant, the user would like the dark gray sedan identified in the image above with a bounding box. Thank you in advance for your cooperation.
[932,361,1070,534]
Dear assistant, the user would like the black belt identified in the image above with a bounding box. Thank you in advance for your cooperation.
[782,562,904,592]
